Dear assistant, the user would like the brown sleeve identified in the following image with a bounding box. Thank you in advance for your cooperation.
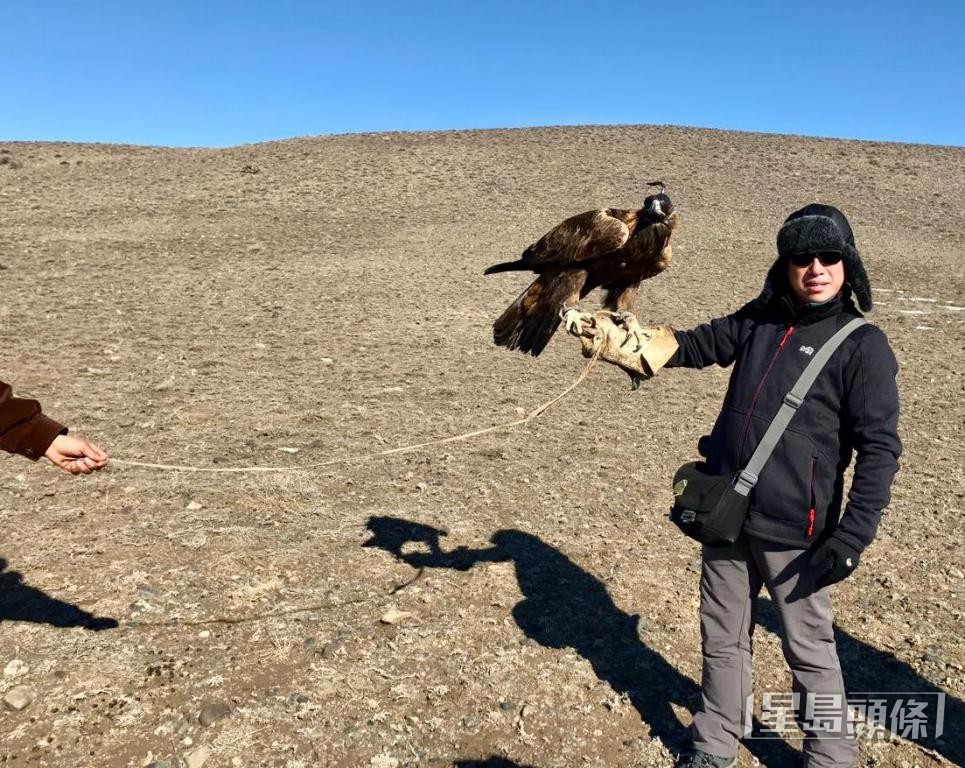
[0,379,68,461]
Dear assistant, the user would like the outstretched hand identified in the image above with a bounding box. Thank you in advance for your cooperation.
[44,435,108,475]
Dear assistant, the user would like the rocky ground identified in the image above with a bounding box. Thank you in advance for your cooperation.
[0,126,962,767]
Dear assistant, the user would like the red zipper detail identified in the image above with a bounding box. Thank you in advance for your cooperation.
[807,457,817,536]
[778,326,795,349]
[736,326,796,462]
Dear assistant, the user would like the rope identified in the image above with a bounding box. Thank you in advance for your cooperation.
[122,570,427,629]
[98,350,602,628]
[109,347,602,475]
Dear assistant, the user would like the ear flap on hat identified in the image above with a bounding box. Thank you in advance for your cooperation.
[756,255,788,308]
[843,243,872,311]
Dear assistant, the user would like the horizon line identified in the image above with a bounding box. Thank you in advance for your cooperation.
[1,122,962,152]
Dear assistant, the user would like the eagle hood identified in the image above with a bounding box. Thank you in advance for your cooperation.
[758,203,872,312]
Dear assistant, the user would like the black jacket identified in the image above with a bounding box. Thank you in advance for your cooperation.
[667,292,901,550]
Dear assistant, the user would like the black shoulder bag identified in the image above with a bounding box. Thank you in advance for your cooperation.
[670,318,866,547]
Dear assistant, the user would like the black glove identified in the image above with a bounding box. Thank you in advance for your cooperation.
[812,533,861,589]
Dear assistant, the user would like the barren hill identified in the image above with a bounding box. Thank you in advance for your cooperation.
[1,126,963,767]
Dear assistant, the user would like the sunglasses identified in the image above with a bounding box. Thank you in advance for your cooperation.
[788,251,843,267]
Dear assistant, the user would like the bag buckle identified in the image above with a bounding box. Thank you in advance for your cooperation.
[680,509,697,523]
[783,392,804,409]
[734,470,758,496]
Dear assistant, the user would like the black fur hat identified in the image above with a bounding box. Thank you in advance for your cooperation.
[759,203,872,312]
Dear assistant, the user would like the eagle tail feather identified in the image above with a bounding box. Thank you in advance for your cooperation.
[483,259,527,275]
[493,283,560,357]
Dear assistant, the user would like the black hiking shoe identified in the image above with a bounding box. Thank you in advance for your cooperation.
[674,749,737,768]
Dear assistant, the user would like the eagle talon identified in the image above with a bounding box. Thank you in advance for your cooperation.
[606,310,648,352]
[561,305,593,336]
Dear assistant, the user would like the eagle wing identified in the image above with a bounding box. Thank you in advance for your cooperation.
[522,209,631,267]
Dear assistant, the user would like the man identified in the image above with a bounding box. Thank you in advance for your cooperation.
[1,379,107,473]
[666,204,901,768]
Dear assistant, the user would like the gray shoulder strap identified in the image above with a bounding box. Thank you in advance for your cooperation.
[733,318,867,497]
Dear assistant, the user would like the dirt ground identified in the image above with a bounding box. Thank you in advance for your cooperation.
[0,125,962,768]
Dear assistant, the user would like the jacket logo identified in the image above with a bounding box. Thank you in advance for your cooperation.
[799,345,815,356]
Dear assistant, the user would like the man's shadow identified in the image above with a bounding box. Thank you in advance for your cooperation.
[364,516,797,764]
[756,598,962,764]
[0,557,117,631]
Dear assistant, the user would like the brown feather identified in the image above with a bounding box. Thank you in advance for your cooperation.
[520,209,631,268]
[488,200,680,356]
[493,270,584,356]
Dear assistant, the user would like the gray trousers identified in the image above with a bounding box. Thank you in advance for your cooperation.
[691,536,857,768]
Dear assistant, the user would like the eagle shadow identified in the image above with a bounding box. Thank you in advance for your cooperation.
[0,557,118,631]
[363,515,798,765]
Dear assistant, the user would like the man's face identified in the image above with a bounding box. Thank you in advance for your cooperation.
[787,253,846,304]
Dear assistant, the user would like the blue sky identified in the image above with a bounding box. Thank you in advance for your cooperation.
[3,1,963,148]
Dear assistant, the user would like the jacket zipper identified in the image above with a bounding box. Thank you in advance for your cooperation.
[737,325,795,463]
[807,457,817,537]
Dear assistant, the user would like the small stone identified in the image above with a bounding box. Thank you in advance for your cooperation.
[380,608,413,625]
[198,630,210,639]
[514,407,526,416]
[277,446,300,454]
[231,758,242,767]
[947,567,964,579]
[3,659,28,678]
[381,386,403,394]
[320,638,346,658]
[415,482,428,493]
[186,501,203,511]
[3,685,34,711]
[184,746,211,768]
[320,357,334,365]
[369,757,399,768]
[198,702,231,727]
[499,700,516,712]
[623,736,648,750]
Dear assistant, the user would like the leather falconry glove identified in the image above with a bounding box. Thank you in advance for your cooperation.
[575,313,678,387]
[812,532,861,589]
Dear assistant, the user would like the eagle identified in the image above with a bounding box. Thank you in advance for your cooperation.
[485,183,678,356]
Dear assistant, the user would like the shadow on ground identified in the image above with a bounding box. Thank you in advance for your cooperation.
[0,557,118,631]
[364,516,798,765]
[756,598,962,764]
